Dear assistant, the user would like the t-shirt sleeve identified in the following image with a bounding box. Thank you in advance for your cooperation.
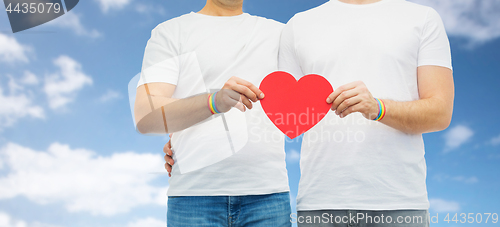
[418,8,452,70]
[279,17,305,79]
[138,24,180,87]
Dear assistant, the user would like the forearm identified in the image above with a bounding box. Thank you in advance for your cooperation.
[330,67,454,134]
[136,93,213,134]
[380,97,453,134]
[134,77,263,135]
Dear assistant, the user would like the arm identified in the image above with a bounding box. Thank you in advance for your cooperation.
[134,82,211,134]
[134,77,265,134]
[380,66,454,134]
[327,65,454,134]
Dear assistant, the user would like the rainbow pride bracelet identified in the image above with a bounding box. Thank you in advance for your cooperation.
[208,92,221,114]
[373,98,386,121]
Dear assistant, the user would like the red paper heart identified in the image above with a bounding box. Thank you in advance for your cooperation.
[260,71,333,139]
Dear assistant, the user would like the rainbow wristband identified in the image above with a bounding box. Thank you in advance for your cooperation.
[208,92,221,114]
[212,92,221,113]
[373,98,386,121]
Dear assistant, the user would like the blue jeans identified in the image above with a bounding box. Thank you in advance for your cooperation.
[296,210,429,227]
[167,192,291,227]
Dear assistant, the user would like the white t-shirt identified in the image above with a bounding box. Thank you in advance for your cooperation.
[279,0,452,210]
[140,12,290,196]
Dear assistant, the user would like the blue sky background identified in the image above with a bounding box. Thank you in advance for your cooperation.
[0,0,499,226]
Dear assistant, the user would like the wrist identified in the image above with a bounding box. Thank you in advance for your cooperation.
[207,92,221,115]
[373,98,386,121]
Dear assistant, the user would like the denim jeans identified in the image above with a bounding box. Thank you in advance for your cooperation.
[167,192,291,227]
[296,210,429,227]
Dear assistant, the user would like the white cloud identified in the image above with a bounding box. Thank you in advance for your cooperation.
[0,212,24,227]
[126,217,165,227]
[7,75,23,94]
[0,212,61,227]
[0,83,44,129]
[429,198,460,212]
[0,34,30,64]
[44,55,93,109]
[410,0,500,46]
[134,3,165,15]
[452,176,478,184]
[286,149,300,164]
[434,174,478,184]
[443,125,474,152]
[0,142,168,216]
[95,0,132,13]
[46,12,100,38]
[490,134,500,146]
[21,71,39,86]
[99,90,121,103]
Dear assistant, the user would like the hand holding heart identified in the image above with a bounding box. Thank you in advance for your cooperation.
[259,72,381,139]
[220,75,379,121]
[216,76,265,113]
[326,81,380,120]
[260,72,333,139]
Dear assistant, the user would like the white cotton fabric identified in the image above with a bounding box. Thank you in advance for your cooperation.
[279,0,452,210]
[140,12,290,196]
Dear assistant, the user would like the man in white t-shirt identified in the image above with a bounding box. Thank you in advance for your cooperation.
[279,0,454,226]
[134,0,291,226]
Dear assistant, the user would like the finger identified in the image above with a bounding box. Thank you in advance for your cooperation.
[166,155,175,166]
[335,92,362,114]
[224,89,242,100]
[234,101,246,112]
[167,147,173,157]
[167,135,173,151]
[163,142,169,154]
[224,80,256,102]
[332,88,359,113]
[240,95,253,110]
[339,103,361,118]
[231,84,259,102]
[232,77,265,99]
[326,81,360,104]
[223,92,246,112]
[164,162,171,172]
[163,141,172,155]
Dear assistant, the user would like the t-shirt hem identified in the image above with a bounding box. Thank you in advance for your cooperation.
[418,60,453,70]
[136,76,178,88]
[167,186,290,197]
[297,203,430,211]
